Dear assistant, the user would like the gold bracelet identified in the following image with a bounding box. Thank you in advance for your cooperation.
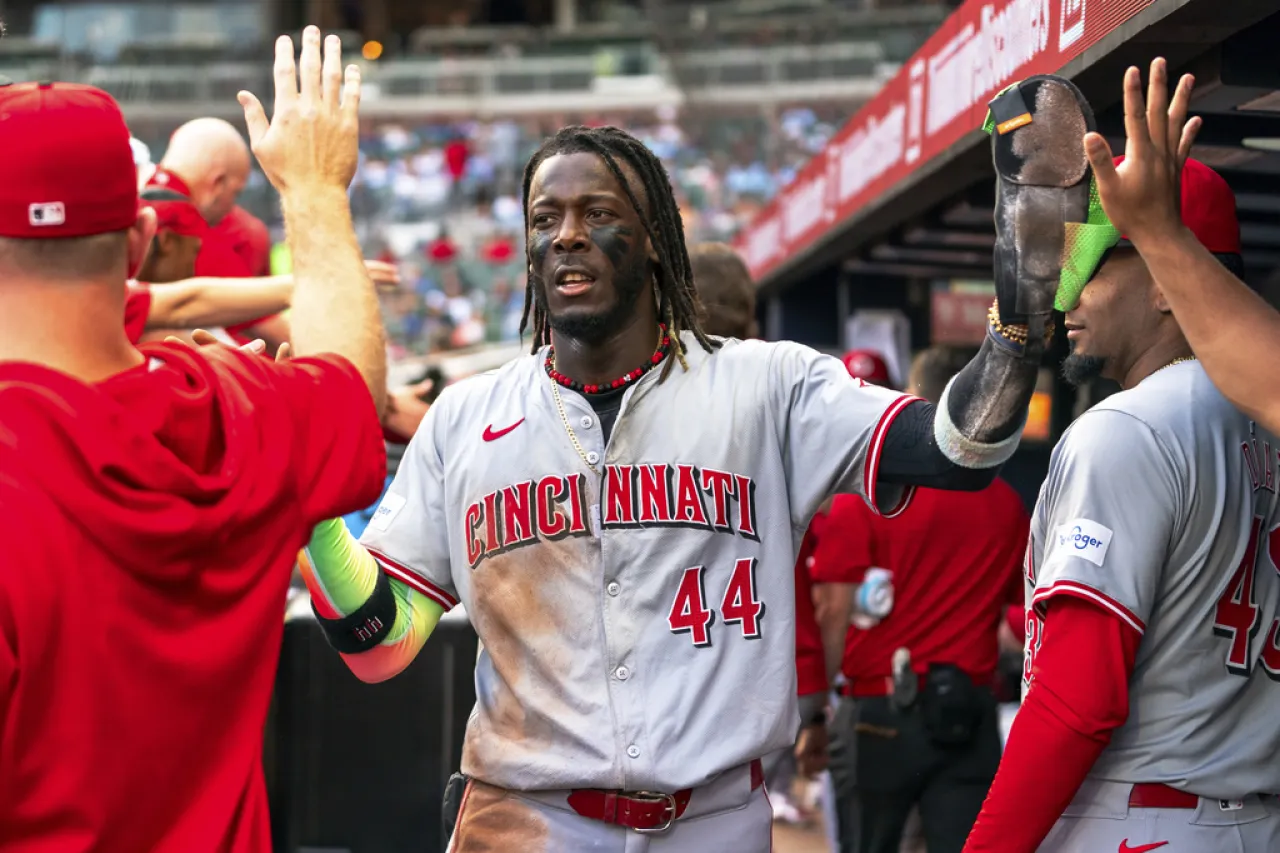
[988,300,1054,347]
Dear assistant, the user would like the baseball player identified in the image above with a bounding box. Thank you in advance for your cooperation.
[964,80,1280,853]
[299,76,1095,852]
[1087,58,1280,438]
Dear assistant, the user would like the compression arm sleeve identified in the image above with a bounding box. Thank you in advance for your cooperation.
[877,401,999,490]
[299,518,443,683]
[963,596,1140,852]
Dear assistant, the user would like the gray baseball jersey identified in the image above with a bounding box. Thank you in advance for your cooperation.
[360,332,916,792]
[1024,361,1280,798]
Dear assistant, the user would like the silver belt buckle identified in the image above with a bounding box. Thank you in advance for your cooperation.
[629,791,678,834]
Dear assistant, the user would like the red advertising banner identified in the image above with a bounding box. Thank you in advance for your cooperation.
[735,0,1160,282]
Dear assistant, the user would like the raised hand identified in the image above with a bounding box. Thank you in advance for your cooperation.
[1084,57,1201,246]
[237,26,361,195]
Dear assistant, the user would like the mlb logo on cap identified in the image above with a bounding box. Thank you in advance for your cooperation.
[0,82,138,239]
[28,203,67,227]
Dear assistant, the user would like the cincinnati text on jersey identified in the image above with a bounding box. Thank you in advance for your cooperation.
[464,463,761,569]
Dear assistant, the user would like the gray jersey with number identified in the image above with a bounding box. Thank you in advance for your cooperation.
[1025,362,1280,798]
[360,333,915,792]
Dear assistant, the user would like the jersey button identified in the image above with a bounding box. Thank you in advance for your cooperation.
[606,581,621,596]
[586,451,600,465]
[627,744,641,759]
[580,416,594,428]
[615,665,630,681]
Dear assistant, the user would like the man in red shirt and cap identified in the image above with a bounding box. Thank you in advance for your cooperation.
[0,27,388,853]
[1082,59,1280,437]
[155,116,287,348]
[814,346,1029,853]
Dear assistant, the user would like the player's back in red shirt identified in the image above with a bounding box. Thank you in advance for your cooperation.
[0,342,385,853]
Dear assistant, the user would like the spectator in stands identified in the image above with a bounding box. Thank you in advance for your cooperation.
[689,242,825,825]
[157,117,288,349]
[0,29,386,850]
[1084,60,1280,436]
[813,345,1030,853]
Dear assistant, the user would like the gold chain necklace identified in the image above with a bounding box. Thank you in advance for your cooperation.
[550,372,600,475]
[1155,355,1197,374]
[547,328,666,475]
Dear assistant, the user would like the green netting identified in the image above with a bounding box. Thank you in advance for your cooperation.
[1056,177,1120,312]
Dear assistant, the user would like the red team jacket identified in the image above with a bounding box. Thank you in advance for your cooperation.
[0,343,385,852]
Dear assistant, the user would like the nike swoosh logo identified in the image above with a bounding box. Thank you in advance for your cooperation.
[1119,841,1169,853]
[482,419,525,442]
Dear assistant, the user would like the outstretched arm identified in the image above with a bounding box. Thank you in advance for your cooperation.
[146,275,293,330]
[876,328,1040,491]
[1084,58,1280,434]
[300,518,443,682]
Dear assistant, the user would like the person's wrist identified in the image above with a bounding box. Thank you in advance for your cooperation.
[280,182,351,205]
[1124,217,1191,252]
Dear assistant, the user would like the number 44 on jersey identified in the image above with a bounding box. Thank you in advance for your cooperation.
[668,558,765,646]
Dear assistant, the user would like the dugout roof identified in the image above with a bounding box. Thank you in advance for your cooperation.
[735,0,1280,296]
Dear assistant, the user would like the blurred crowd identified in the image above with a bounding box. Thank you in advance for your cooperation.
[152,104,851,359]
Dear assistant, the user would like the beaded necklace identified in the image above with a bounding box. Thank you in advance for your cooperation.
[544,324,672,394]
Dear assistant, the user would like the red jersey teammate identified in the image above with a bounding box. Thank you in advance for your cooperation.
[813,346,1028,853]
[0,30,387,852]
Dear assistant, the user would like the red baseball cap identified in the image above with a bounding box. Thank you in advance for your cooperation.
[841,349,891,385]
[1114,156,1240,254]
[0,82,139,238]
[141,173,207,240]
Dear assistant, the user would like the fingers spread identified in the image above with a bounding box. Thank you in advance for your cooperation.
[342,64,362,118]
[299,25,323,106]
[238,91,269,147]
[1122,65,1151,158]
[1146,58,1170,155]
[1168,73,1196,156]
[1178,116,1202,162]
[275,342,292,362]
[272,35,298,112]
[322,34,343,106]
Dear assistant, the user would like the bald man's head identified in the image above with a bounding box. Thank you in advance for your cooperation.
[159,118,251,226]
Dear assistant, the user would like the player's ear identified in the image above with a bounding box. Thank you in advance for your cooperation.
[646,235,658,263]
[1152,283,1173,314]
[127,206,159,279]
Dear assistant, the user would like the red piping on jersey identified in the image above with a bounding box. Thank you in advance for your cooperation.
[1033,579,1145,634]
[368,547,459,610]
[864,394,920,516]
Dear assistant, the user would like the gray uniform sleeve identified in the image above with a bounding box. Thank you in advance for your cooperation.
[771,341,918,528]
[1031,409,1182,634]
[359,400,458,612]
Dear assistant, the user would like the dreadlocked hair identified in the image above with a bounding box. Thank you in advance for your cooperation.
[518,125,720,379]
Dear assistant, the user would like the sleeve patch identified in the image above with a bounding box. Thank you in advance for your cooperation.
[1052,518,1114,567]
[369,492,407,532]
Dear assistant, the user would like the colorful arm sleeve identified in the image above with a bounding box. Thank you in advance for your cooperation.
[299,517,444,683]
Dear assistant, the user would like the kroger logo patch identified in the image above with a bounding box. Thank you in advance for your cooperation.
[369,492,407,532]
[1054,519,1113,567]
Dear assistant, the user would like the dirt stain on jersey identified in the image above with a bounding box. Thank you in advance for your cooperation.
[463,536,606,777]
[451,781,551,853]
